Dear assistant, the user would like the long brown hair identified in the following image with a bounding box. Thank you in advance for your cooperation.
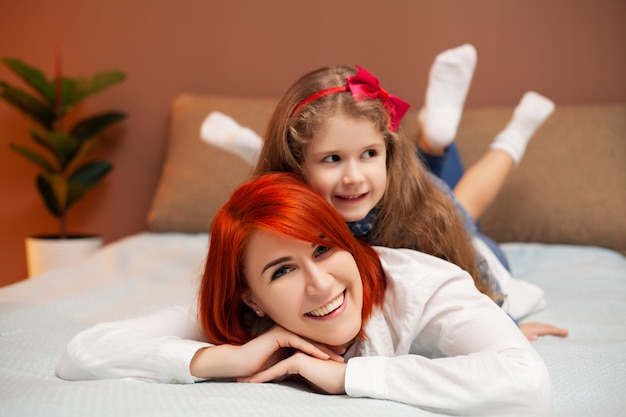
[198,173,387,345]
[254,65,495,300]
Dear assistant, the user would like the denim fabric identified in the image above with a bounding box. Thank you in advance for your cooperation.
[428,173,506,302]
[418,143,464,189]
[419,145,511,271]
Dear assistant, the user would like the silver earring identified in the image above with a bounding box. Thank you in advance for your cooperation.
[255,309,261,316]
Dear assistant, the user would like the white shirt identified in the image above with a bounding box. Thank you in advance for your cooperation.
[473,237,546,319]
[57,247,551,415]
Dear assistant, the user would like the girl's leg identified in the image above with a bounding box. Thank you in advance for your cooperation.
[417,44,476,188]
[429,172,511,271]
[418,143,464,189]
[453,92,555,220]
[417,46,554,272]
[418,44,477,154]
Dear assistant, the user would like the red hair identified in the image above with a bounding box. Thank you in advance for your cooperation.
[198,172,387,345]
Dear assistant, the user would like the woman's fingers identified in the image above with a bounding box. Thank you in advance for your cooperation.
[190,327,344,380]
[266,326,344,362]
[238,356,298,384]
[308,342,345,363]
[238,352,347,394]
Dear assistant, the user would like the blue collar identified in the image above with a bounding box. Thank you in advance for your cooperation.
[346,208,378,238]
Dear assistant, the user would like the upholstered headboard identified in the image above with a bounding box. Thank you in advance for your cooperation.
[147,94,626,254]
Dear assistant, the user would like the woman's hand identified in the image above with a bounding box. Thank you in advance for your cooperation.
[189,325,343,379]
[239,350,348,395]
[520,321,569,341]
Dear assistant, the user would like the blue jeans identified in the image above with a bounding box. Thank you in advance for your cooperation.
[419,143,464,189]
[419,144,511,271]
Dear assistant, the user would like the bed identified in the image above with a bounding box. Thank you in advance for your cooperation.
[1,95,625,417]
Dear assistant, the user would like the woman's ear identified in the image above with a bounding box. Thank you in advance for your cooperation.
[241,290,265,317]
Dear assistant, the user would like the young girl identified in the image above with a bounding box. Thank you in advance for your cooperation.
[58,173,551,415]
[254,65,484,288]
[202,45,553,270]
[248,63,566,339]
[202,56,567,339]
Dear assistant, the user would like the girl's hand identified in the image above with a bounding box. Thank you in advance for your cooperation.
[519,321,569,341]
[239,350,347,395]
[190,325,342,379]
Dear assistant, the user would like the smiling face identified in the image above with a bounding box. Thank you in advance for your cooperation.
[243,229,364,349]
[303,114,387,222]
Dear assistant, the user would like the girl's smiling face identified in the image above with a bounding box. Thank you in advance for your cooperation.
[303,115,387,222]
[243,229,364,349]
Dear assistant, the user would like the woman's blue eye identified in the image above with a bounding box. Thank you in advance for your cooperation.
[314,245,333,258]
[271,266,292,281]
[322,154,340,163]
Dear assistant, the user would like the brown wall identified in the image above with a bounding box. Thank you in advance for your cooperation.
[1,0,625,287]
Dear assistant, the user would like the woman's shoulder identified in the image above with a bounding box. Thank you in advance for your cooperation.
[374,246,466,279]
[374,246,474,302]
[357,247,480,356]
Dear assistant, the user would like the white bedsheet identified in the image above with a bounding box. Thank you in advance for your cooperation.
[1,232,625,417]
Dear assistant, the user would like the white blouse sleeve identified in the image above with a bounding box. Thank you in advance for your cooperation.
[344,247,551,416]
[56,302,212,383]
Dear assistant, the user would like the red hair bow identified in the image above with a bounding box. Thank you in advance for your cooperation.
[346,66,410,131]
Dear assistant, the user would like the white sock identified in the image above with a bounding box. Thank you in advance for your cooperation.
[200,112,262,165]
[490,92,555,165]
[419,44,477,150]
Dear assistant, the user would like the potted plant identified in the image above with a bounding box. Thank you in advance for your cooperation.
[0,55,127,276]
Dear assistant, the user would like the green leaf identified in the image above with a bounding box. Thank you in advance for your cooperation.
[48,173,68,210]
[65,70,126,107]
[9,143,56,173]
[36,174,61,217]
[2,58,55,101]
[65,181,87,209]
[47,131,78,168]
[58,77,76,110]
[69,160,112,189]
[71,111,126,141]
[66,161,110,209]
[29,129,55,153]
[67,137,100,171]
[0,81,55,129]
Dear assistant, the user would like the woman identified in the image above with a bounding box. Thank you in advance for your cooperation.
[58,173,551,415]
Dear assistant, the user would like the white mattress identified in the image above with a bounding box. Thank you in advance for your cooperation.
[1,232,625,417]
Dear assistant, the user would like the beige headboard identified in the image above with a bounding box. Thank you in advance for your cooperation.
[148,94,626,254]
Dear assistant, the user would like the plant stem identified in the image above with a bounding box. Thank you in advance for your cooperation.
[59,211,67,239]
[54,50,64,132]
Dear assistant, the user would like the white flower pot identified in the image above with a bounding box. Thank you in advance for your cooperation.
[25,235,104,278]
